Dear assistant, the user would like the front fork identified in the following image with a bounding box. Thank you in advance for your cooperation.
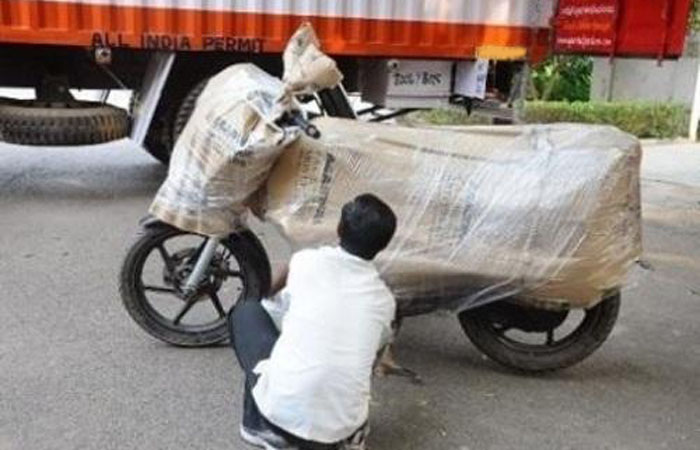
[181,237,220,297]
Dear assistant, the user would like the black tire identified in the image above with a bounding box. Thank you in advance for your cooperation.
[142,108,175,165]
[459,293,620,372]
[172,78,209,143]
[0,98,128,145]
[136,78,209,165]
[119,224,271,347]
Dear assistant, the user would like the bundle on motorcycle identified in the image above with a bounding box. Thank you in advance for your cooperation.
[120,24,642,372]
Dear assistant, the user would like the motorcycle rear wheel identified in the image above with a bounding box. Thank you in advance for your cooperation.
[458,293,620,372]
[119,224,270,346]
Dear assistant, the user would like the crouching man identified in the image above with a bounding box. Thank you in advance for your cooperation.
[229,194,398,450]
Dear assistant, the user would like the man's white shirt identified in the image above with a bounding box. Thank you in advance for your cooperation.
[253,246,395,443]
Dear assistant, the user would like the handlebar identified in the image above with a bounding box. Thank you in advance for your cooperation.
[275,110,321,139]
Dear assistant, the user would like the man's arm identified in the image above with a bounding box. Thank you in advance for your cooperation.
[261,263,291,330]
[270,264,289,296]
[378,317,395,350]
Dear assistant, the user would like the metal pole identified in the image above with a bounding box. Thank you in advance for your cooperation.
[513,63,530,124]
[689,57,700,140]
[607,58,616,102]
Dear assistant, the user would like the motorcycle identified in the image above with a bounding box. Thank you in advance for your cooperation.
[120,23,626,373]
[119,103,621,374]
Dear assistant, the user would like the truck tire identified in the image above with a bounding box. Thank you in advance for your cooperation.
[458,293,620,372]
[138,78,208,165]
[0,99,128,146]
[130,91,174,165]
[172,78,209,143]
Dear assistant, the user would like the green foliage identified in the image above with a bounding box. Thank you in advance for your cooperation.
[530,56,593,102]
[524,101,689,139]
[407,108,492,126]
[412,102,688,139]
[689,0,700,33]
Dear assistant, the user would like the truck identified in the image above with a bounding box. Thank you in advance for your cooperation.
[0,0,692,163]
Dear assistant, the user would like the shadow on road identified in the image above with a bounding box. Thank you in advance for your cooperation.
[0,139,166,200]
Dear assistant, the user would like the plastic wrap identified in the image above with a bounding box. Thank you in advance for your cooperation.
[263,118,642,309]
[149,23,342,236]
[150,23,641,310]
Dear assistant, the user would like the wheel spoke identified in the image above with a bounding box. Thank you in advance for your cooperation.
[546,329,555,346]
[157,244,176,275]
[173,299,197,325]
[208,291,226,318]
[143,285,177,294]
[492,323,510,336]
[210,265,241,278]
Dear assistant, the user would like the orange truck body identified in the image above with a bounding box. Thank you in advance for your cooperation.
[0,0,553,61]
[0,1,692,155]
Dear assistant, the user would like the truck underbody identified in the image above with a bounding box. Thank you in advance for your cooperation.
[0,43,520,163]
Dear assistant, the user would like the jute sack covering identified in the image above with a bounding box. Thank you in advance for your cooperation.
[150,23,342,236]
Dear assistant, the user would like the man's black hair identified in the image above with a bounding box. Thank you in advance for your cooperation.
[338,193,397,260]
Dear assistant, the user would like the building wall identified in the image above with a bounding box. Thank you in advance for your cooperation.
[590,35,700,107]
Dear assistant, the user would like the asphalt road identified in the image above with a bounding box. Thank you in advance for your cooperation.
[1,139,699,450]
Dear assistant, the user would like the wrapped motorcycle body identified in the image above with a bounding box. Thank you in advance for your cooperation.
[264,118,642,310]
[131,23,638,371]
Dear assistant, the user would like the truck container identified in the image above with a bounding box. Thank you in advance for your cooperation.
[0,0,692,163]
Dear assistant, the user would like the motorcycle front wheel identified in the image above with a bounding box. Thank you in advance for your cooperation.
[119,223,270,346]
[458,293,620,372]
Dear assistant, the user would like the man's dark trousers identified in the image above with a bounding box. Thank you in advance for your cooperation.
[228,300,337,450]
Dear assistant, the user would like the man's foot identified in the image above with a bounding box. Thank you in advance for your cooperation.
[240,424,295,450]
[374,345,423,385]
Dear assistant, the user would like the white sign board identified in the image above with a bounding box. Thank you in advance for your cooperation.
[454,59,489,99]
[386,59,453,98]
